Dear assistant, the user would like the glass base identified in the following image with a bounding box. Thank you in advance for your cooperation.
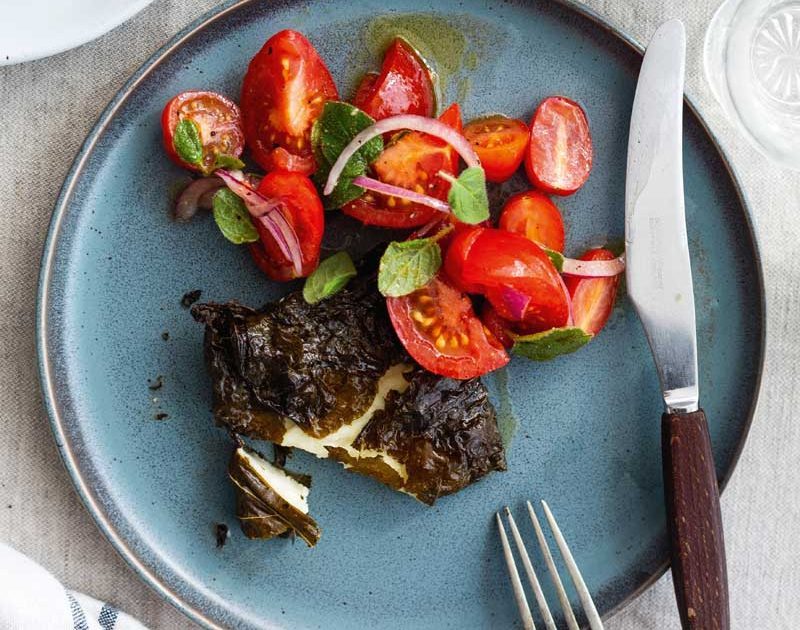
[704,0,800,169]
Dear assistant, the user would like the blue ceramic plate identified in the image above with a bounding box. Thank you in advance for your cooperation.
[37,1,764,628]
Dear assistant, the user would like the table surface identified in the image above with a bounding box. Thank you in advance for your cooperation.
[1,1,797,628]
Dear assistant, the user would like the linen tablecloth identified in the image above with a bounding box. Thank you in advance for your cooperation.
[0,1,797,627]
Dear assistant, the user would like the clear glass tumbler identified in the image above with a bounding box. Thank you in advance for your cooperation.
[705,0,800,169]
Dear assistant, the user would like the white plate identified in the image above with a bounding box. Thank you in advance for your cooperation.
[0,0,154,66]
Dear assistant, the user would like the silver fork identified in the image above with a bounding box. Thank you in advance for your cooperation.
[496,501,604,630]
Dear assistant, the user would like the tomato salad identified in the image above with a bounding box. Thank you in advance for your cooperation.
[163,29,624,380]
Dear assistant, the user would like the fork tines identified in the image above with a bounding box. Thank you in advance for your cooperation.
[496,501,603,630]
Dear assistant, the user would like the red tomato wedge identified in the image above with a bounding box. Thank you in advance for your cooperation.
[161,91,244,175]
[386,274,509,379]
[443,225,486,294]
[499,190,566,252]
[241,30,338,175]
[353,38,435,120]
[445,228,570,332]
[248,171,324,281]
[479,303,515,350]
[564,248,620,335]
[463,115,529,183]
[525,96,592,195]
[353,72,379,107]
[342,103,462,228]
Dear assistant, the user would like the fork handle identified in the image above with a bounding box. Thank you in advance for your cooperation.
[662,409,730,630]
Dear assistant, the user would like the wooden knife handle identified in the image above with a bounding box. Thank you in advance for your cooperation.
[662,409,730,630]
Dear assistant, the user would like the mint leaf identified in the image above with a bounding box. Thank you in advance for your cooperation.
[378,238,442,297]
[303,252,357,304]
[173,118,203,165]
[311,101,384,209]
[213,153,245,171]
[513,327,592,361]
[542,247,565,271]
[212,188,259,244]
[445,167,489,224]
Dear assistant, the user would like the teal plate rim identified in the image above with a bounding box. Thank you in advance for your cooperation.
[36,1,767,628]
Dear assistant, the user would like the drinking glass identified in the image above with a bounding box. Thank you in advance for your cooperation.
[705,0,800,169]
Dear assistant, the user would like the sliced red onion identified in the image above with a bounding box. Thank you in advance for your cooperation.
[243,173,263,189]
[556,272,575,327]
[352,175,451,214]
[216,170,303,277]
[197,188,220,210]
[561,254,625,278]
[499,285,532,321]
[174,177,224,222]
[499,277,574,328]
[323,114,481,196]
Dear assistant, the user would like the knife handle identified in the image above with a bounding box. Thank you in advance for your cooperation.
[662,409,729,630]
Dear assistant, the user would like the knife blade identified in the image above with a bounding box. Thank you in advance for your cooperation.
[625,19,730,630]
[625,18,698,414]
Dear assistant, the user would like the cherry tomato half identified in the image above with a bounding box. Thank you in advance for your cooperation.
[161,91,244,175]
[248,170,324,281]
[499,190,565,252]
[525,96,593,195]
[386,274,509,379]
[445,228,570,332]
[443,226,486,294]
[564,248,620,335]
[479,302,515,350]
[343,103,462,228]
[463,115,529,183]
[241,30,338,175]
[353,38,435,121]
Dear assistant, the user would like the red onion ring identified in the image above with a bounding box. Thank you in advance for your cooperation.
[216,170,303,276]
[555,272,575,327]
[174,177,224,222]
[323,114,481,196]
[352,175,451,214]
[561,254,625,278]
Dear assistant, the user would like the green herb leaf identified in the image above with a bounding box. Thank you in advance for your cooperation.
[445,166,490,224]
[512,327,592,361]
[311,101,384,209]
[303,252,357,304]
[213,153,246,171]
[212,188,259,245]
[378,238,442,297]
[542,247,565,271]
[173,118,204,165]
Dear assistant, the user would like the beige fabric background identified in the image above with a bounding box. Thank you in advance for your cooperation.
[0,1,797,628]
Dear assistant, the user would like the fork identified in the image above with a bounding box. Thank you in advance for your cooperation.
[496,501,604,630]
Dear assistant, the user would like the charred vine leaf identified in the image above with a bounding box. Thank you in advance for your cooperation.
[228,446,320,547]
[339,368,506,504]
[215,523,229,548]
[192,280,405,438]
[273,444,293,468]
[195,280,507,505]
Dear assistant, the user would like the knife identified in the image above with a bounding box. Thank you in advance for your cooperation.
[625,19,730,630]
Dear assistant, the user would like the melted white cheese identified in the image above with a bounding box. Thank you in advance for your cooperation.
[240,448,310,514]
[279,363,411,481]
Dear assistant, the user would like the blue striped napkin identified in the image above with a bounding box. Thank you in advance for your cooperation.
[0,543,148,630]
